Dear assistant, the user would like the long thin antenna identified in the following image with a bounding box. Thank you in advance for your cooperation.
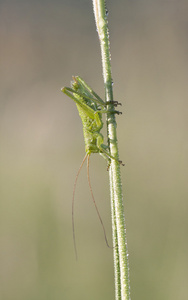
[87,155,111,248]
[72,153,88,259]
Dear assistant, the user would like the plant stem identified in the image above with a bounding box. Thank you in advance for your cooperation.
[92,1,130,300]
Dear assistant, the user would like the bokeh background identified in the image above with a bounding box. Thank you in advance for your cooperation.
[1,0,188,299]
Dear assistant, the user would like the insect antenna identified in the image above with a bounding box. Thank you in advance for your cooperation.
[72,153,88,260]
[87,155,111,249]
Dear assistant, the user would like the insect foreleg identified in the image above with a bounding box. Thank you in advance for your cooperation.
[95,133,124,165]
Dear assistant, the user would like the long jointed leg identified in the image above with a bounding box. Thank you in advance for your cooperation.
[95,133,125,166]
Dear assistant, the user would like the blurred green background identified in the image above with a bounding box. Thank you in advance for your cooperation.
[0,0,188,299]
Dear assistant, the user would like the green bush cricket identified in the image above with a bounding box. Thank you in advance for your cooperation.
[61,76,124,258]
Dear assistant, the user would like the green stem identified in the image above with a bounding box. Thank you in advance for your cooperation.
[92,1,130,300]
[110,170,121,299]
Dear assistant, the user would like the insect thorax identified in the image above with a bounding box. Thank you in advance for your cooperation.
[76,107,103,154]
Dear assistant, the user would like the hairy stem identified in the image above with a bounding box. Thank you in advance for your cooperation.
[92,1,130,299]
